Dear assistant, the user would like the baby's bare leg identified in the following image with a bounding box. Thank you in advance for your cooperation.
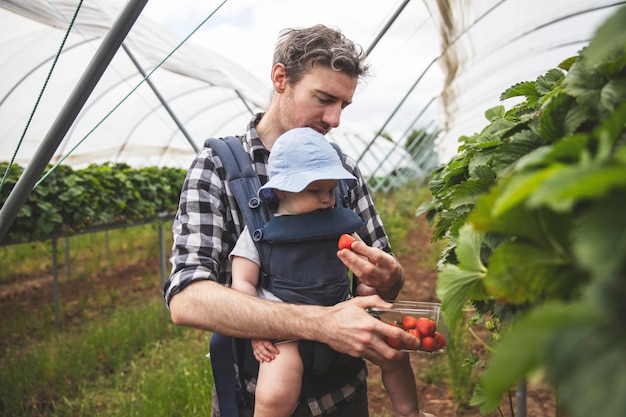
[254,341,303,417]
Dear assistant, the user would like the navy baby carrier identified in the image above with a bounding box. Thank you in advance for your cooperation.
[205,136,367,417]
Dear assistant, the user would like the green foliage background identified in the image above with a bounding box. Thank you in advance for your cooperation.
[420,6,626,416]
[0,163,186,242]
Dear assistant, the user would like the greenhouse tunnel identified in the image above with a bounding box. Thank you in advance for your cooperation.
[1,2,625,416]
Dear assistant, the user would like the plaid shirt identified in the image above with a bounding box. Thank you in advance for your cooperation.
[164,113,392,415]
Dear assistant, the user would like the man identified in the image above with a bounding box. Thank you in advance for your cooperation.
[164,24,431,416]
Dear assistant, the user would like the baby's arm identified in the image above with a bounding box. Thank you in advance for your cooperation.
[231,255,260,297]
[231,256,280,362]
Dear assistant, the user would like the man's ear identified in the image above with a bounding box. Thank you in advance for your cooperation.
[271,63,287,93]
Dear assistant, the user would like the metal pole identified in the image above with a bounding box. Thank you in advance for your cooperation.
[366,0,411,56]
[516,379,527,417]
[65,236,71,281]
[0,0,149,243]
[356,56,439,164]
[121,44,200,153]
[52,238,61,328]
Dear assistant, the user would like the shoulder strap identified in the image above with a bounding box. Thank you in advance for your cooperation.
[205,137,271,239]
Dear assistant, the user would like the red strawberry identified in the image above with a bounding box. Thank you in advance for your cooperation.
[401,315,418,330]
[384,335,402,349]
[415,317,436,337]
[421,336,436,352]
[407,328,422,350]
[338,234,356,250]
[384,322,403,349]
[434,331,446,349]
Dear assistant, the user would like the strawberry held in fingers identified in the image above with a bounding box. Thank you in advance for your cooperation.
[338,234,356,250]
[383,322,403,349]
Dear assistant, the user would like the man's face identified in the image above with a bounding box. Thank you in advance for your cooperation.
[279,64,358,135]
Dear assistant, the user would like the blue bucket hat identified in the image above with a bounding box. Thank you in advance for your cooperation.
[259,127,357,197]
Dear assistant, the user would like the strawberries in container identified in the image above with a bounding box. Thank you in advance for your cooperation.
[368,301,447,353]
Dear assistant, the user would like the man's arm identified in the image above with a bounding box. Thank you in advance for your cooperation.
[168,280,418,361]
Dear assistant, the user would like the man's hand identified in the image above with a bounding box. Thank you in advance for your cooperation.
[305,295,420,363]
[337,237,404,300]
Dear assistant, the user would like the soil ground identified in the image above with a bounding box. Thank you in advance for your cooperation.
[0,215,557,416]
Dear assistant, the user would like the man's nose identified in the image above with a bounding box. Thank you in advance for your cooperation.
[322,104,342,128]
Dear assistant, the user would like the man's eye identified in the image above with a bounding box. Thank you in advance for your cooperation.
[316,95,332,104]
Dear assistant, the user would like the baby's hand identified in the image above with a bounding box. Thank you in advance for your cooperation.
[251,339,279,363]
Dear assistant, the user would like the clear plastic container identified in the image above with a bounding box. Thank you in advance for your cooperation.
[368,301,447,353]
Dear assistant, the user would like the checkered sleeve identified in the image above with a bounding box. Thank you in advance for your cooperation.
[341,154,392,254]
[163,146,238,306]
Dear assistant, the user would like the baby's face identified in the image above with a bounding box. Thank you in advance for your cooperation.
[276,179,338,215]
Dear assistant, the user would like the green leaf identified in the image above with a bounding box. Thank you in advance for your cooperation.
[491,165,562,217]
[563,53,608,120]
[437,224,488,330]
[476,303,596,414]
[584,5,626,69]
[455,223,487,273]
[539,93,586,142]
[545,304,626,417]
[595,100,626,162]
[484,240,572,303]
[490,129,544,176]
[573,193,626,282]
[472,183,574,251]
[437,263,487,331]
[528,163,626,212]
[485,105,505,121]
[500,80,538,101]
[536,68,565,95]
[444,178,494,209]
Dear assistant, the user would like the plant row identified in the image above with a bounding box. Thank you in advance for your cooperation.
[0,162,186,243]
[419,7,626,417]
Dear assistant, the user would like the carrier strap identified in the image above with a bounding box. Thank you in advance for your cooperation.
[205,137,271,239]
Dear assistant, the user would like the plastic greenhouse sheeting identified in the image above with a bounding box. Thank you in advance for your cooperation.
[0,0,421,178]
[1,0,623,176]
[1,0,268,170]
[422,0,623,161]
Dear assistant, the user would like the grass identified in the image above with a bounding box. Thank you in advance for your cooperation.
[0,223,165,284]
[1,295,214,417]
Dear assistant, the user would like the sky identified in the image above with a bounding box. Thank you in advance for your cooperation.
[138,0,446,155]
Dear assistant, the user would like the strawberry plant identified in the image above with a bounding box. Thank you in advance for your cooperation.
[0,162,186,242]
[419,6,626,416]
